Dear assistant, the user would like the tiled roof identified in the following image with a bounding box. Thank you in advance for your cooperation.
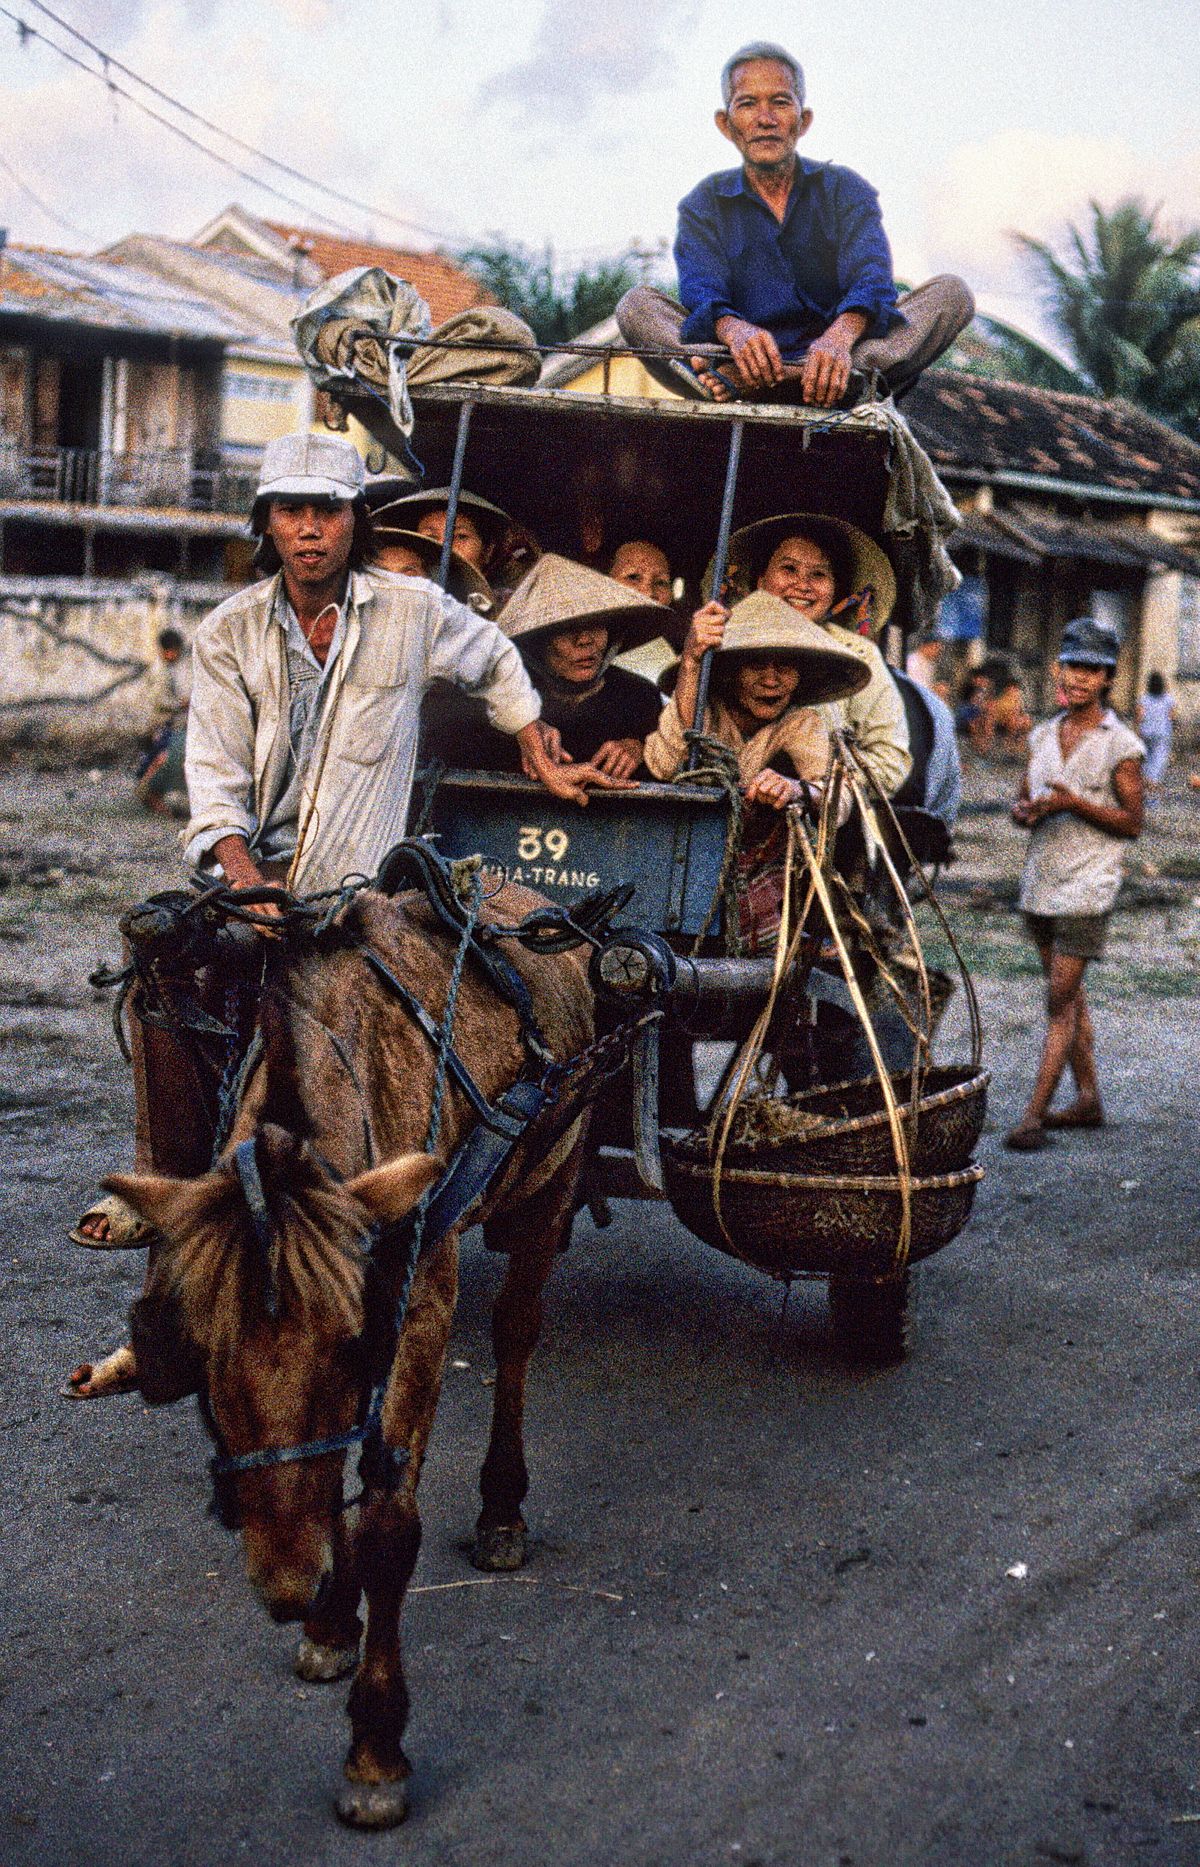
[0,247,246,342]
[906,369,1200,506]
[264,223,490,324]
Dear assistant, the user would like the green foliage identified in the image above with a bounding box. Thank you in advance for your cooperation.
[457,239,641,346]
[1012,198,1200,436]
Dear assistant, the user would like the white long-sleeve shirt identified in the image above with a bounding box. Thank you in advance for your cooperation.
[184,567,540,894]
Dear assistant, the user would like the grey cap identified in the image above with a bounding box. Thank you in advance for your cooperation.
[1058,616,1122,669]
[255,433,365,504]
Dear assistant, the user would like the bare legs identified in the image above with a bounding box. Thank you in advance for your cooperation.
[1006,946,1103,1148]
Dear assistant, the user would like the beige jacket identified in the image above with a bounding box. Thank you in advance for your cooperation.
[184,568,540,894]
[814,626,910,797]
[643,691,831,786]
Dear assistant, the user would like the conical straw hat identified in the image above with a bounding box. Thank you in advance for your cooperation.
[661,592,871,706]
[369,524,493,610]
[373,485,513,542]
[704,512,897,634]
[497,553,666,652]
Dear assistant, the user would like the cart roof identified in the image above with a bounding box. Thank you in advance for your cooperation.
[405,380,897,592]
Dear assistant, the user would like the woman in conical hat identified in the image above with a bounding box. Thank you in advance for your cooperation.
[375,486,539,603]
[420,554,665,780]
[710,512,911,798]
[369,521,494,612]
[643,589,869,951]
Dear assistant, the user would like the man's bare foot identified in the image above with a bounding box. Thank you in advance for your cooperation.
[69,1192,155,1250]
[689,356,734,400]
[1004,1121,1052,1152]
[1043,1101,1104,1130]
[64,1343,138,1399]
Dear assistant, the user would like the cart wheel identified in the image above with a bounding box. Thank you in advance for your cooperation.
[829,1270,913,1367]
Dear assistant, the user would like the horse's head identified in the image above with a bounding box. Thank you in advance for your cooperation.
[106,1126,437,1623]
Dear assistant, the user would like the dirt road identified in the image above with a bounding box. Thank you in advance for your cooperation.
[2,757,1198,1867]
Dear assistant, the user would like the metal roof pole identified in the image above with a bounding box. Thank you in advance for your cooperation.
[436,398,474,590]
[687,416,744,771]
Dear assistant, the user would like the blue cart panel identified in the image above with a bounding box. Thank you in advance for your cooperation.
[422,771,730,938]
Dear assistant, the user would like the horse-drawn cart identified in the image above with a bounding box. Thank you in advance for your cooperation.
[77,356,989,1832]
[394,371,987,1364]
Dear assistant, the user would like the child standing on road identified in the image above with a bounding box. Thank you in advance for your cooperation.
[1136,671,1175,796]
[1005,617,1145,1151]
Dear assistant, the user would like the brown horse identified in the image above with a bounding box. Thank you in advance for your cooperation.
[104,883,594,1829]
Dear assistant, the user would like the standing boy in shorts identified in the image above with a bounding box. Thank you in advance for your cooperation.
[1005,617,1145,1150]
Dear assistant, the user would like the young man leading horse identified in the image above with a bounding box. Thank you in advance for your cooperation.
[69,433,626,1393]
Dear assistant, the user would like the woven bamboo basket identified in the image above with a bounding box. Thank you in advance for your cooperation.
[716,1064,989,1178]
[661,1143,983,1279]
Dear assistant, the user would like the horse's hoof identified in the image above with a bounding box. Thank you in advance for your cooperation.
[335,1778,409,1830]
[471,1524,527,1572]
[294,1635,360,1683]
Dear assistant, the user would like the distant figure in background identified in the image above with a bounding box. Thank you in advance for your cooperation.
[1136,671,1175,795]
[956,661,1030,758]
[136,625,190,817]
[905,630,946,698]
[1005,617,1145,1151]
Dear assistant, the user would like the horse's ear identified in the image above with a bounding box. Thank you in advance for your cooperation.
[102,1170,193,1238]
[346,1155,440,1224]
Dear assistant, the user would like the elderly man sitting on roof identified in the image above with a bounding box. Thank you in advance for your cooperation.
[617,40,973,408]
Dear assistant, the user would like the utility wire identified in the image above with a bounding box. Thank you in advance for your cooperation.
[22,0,452,243]
[0,149,91,239]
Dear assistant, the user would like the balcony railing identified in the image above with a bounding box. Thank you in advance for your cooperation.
[0,443,258,515]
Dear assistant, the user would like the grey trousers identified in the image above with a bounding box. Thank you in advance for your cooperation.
[615,277,975,400]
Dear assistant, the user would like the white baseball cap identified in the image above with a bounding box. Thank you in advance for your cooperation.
[255,433,366,504]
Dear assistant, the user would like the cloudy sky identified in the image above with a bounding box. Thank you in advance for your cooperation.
[1,0,1198,341]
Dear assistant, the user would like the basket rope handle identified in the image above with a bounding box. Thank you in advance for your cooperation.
[842,742,984,1073]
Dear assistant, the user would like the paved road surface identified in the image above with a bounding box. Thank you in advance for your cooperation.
[1,766,1198,1866]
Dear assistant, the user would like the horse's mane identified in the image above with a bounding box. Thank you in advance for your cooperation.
[160,1125,369,1359]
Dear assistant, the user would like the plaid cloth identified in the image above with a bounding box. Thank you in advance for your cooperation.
[736,812,790,953]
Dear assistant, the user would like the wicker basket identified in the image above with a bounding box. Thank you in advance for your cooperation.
[661,1143,983,1279]
[717,1064,989,1178]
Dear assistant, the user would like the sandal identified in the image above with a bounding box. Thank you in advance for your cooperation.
[68,1191,156,1251]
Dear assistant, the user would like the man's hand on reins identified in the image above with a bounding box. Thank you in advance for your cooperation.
[211,834,284,924]
[516,721,635,806]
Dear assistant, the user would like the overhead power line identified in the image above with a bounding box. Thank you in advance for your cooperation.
[4,1,453,245]
[0,149,91,239]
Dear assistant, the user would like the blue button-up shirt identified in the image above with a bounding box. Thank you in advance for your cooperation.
[676,157,899,355]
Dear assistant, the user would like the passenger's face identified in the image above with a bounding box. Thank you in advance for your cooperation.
[373,541,427,576]
[416,507,486,567]
[543,625,610,685]
[758,536,838,623]
[267,499,355,587]
[610,541,672,605]
[716,59,811,171]
[732,655,802,724]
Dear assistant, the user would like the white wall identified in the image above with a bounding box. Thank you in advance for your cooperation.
[0,577,224,748]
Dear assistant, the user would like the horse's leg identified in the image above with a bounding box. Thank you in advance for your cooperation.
[472,1137,585,1572]
[336,1232,459,1830]
[295,1514,362,1683]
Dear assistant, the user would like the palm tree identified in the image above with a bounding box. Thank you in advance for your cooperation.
[457,239,640,347]
[1012,198,1200,433]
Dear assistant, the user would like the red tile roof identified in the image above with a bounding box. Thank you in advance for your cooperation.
[907,369,1200,506]
[264,223,490,324]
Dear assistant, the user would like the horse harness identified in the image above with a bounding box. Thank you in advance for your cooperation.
[158,840,650,1531]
